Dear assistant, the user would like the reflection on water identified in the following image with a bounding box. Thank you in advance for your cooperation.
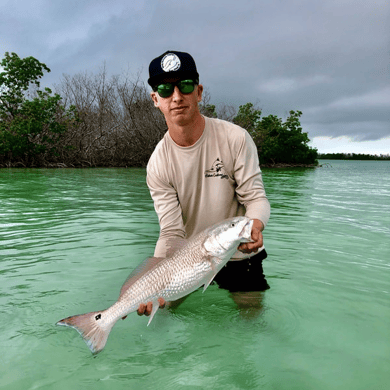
[229,291,265,320]
[1,162,390,389]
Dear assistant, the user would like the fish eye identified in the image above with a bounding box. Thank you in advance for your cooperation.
[231,223,235,227]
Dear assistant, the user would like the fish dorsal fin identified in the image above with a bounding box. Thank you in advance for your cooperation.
[165,237,188,258]
[119,257,164,298]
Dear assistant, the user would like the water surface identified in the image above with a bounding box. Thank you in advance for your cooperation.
[1,161,389,389]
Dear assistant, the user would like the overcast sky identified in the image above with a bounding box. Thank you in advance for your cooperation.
[1,0,389,154]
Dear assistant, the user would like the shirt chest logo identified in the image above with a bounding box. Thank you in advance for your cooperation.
[204,158,230,180]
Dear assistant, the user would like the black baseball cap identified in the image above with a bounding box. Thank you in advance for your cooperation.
[148,50,199,88]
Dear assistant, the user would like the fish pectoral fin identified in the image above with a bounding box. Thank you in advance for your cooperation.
[203,273,217,292]
[147,300,160,326]
[207,255,221,274]
[202,256,223,292]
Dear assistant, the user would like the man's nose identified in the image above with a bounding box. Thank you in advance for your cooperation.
[172,86,184,101]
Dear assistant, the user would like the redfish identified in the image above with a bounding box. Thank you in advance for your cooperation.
[56,216,253,354]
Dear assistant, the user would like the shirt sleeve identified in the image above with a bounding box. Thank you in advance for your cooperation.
[146,166,186,257]
[233,130,271,228]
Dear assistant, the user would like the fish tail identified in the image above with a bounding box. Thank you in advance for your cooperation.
[56,310,116,354]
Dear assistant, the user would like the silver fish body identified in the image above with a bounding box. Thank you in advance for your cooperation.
[56,216,253,354]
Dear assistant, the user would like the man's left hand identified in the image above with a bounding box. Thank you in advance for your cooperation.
[238,219,264,254]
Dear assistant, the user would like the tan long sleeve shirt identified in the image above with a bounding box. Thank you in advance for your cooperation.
[146,116,270,259]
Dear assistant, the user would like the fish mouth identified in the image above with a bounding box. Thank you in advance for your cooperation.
[239,219,254,242]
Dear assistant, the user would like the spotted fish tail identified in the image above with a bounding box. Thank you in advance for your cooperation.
[56,310,115,354]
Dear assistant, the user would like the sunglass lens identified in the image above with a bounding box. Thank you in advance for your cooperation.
[157,83,174,98]
[156,80,195,97]
[178,80,195,94]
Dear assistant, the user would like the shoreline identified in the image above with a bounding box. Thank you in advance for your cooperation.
[1,162,320,169]
[261,162,319,169]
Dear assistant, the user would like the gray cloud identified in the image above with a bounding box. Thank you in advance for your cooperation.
[1,0,389,145]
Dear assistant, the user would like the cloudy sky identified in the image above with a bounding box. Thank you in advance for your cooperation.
[1,0,389,154]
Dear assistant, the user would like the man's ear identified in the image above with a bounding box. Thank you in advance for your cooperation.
[197,84,203,103]
[150,91,159,107]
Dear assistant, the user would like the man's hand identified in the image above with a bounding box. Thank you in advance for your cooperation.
[238,219,264,254]
[137,297,166,316]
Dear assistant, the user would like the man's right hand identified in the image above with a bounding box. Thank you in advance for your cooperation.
[137,297,166,316]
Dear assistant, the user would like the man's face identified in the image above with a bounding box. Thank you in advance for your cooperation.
[150,77,203,126]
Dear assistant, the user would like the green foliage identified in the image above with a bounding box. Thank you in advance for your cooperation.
[0,54,318,167]
[318,153,390,161]
[233,102,262,135]
[0,52,77,165]
[0,52,50,117]
[233,103,318,166]
[202,104,217,118]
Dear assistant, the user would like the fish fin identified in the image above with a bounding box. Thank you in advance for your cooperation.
[165,237,188,258]
[147,301,160,326]
[119,257,164,298]
[209,257,217,274]
[203,274,217,292]
[56,310,115,355]
[202,256,219,292]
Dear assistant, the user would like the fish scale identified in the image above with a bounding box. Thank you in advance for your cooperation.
[56,216,253,354]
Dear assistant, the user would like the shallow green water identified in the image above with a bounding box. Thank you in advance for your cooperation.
[1,161,389,390]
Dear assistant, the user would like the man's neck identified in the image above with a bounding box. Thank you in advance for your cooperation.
[168,114,205,147]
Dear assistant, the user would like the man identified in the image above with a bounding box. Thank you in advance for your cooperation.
[138,50,270,316]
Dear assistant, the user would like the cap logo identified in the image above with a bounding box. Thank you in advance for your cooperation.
[161,53,181,72]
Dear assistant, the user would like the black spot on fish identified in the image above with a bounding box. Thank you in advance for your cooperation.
[95,314,101,321]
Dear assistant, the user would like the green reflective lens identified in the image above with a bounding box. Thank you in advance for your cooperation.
[177,80,195,94]
[156,80,196,98]
[156,84,174,98]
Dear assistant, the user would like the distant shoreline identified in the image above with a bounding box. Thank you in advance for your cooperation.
[261,162,318,169]
[317,153,390,161]
[2,157,389,169]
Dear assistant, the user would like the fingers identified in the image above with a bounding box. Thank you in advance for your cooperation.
[158,297,166,308]
[238,233,263,252]
[238,232,263,253]
[251,226,260,242]
[137,298,166,316]
[238,219,264,254]
[238,233,263,253]
[137,302,148,316]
